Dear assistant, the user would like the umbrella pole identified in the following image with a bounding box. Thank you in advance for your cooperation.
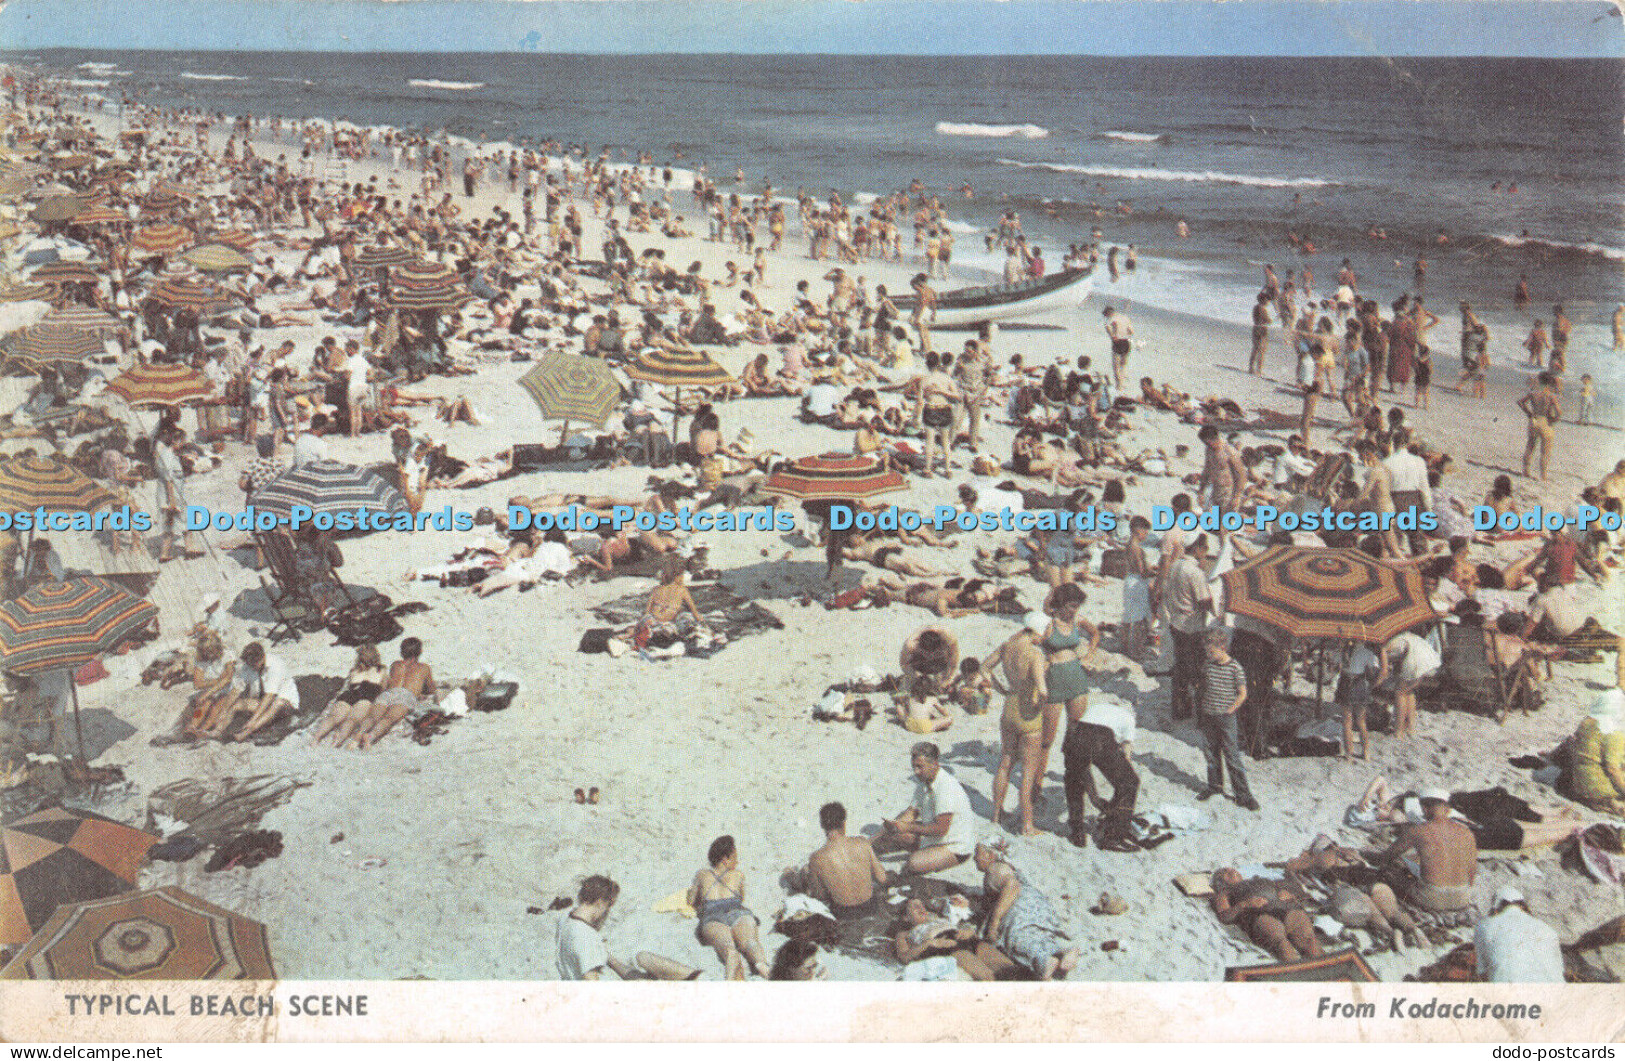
[558,419,569,449]
[69,675,88,764]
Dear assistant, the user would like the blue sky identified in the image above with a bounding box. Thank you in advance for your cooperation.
[0,0,1619,55]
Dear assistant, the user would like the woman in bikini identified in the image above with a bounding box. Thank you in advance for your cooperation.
[687,835,771,980]
[312,644,387,747]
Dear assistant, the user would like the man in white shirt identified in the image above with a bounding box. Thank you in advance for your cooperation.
[803,379,842,421]
[1272,435,1317,490]
[292,413,331,468]
[556,875,634,980]
[880,742,976,874]
[203,641,300,741]
[1064,693,1139,851]
[1474,886,1564,982]
[343,341,373,438]
[1383,428,1431,553]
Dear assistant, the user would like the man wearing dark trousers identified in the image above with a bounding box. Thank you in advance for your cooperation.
[1063,695,1141,851]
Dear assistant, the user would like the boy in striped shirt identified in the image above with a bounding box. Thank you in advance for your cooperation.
[1198,628,1259,811]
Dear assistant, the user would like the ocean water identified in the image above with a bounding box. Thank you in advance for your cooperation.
[11,50,1625,413]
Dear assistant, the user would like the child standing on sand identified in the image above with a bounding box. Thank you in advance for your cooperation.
[1578,374,1595,425]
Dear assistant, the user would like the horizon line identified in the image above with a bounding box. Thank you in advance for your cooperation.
[3,47,1618,59]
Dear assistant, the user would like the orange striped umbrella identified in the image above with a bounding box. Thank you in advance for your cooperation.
[144,275,236,314]
[27,260,103,287]
[1221,546,1437,644]
[128,223,193,256]
[0,887,275,980]
[764,452,906,501]
[72,203,128,226]
[0,456,118,515]
[105,362,213,407]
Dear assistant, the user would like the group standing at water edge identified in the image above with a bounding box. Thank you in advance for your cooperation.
[0,61,1620,983]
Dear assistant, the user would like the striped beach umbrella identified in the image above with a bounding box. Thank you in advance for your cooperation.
[144,275,235,314]
[204,229,258,252]
[352,243,416,270]
[518,353,623,442]
[138,188,190,214]
[0,886,275,981]
[0,457,119,515]
[1,322,105,368]
[1220,546,1437,645]
[104,362,213,408]
[127,223,194,257]
[41,306,121,335]
[251,460,408,523]
[72,202,129,227]
[0,283,52,304]
[385,259,469,310]
[1,807,158,949]
[764,452,907,502]
[623,347,736,390]
[0,578,158,679]
[27,260,103,287]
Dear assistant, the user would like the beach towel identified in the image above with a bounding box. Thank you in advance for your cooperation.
[589,583,783,660]
[1224,947,1379,983]
[653,890,696,918]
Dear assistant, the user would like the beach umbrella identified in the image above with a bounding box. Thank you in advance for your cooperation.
[41,306,121,335]
[179,242,253,274]
[0,284,52,304]
[1,322,105,368]
[518,353,623,444]
[144,275,235,315]
[0,807,158,949]
[27,260,103,287]
[127,223,194,257]
[623,347,736,390]
[352,243,416,271]
[1220,545,1436,645]
[0,886,275,980]
[48,153,94,171]
[623,347,736,439]
[104,362,213,408]
[0,577,158,763]
[385,259,469,310]
[71,202,128,227]
[203,229,257,252]
[0,457,119,515]
[251,460,408,524]
[764,452,907,502]
[28,195,87,224]
[138,188,190,214]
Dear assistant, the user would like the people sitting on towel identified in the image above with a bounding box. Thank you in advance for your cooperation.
[893,894,1013,981]
[798,801,891,918]
[633,561,708,645]
[1374,787,1477,912]
[198,641,302,742]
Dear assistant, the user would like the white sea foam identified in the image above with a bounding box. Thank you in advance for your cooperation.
[936,121,1049,139]
[76,62,116,71]
[407,79,486,91]
[995,158,1338,189]
[1491,233,1624,262]
[180,72,246,82]
[62,79,109,88]
[1102,130,1165,143]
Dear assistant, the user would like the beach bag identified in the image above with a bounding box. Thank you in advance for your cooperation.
[578,628,616,654]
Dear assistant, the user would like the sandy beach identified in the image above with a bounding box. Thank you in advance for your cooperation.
[1,75,1622,995]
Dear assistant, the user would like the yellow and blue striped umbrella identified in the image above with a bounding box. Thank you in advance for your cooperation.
[0,577,158,678]
[518,353,623,429]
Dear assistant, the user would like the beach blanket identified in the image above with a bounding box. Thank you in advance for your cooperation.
[1224,947,1379,982]
[811,876,975,967]
[589,583,783,659]
[151,675,345,749]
